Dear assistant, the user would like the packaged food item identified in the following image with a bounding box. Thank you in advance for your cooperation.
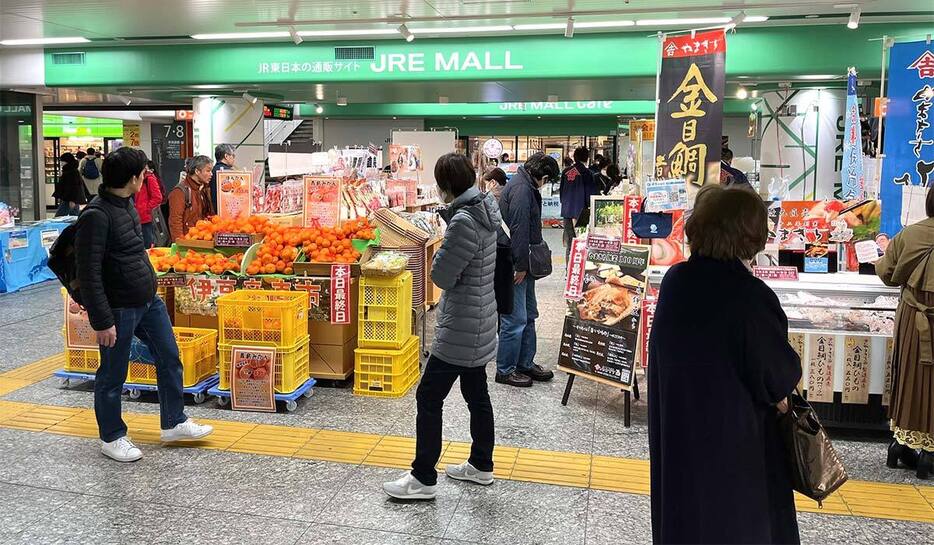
[361,250,410,277]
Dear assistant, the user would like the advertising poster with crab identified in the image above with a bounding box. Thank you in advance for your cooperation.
[230,346,276,412]
[558,243,651,388]
[303,176,342,228]
[64,293,98,349]
[217,171,253,220]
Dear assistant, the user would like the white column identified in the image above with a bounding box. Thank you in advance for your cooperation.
[193,97,265,172]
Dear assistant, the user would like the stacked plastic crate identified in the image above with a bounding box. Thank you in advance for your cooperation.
[354,271,419,397]
[215,290,310,394]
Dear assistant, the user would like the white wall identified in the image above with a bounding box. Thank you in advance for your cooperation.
[0,48,44,86]
[322,118,425,151]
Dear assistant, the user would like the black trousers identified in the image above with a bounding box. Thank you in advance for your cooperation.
[411,355,495,486]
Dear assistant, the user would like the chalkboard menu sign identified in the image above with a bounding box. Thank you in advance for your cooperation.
[558,243,651,388]
[152,122,187,192]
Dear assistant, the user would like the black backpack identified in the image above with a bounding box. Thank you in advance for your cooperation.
[48,222,83,305]
[48,201,111,306]
[82,158,100,179]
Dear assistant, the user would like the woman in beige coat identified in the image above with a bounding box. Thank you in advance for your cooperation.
[876,185,934,479]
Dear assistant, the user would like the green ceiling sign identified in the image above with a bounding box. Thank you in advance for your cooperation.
[44,23,932,87]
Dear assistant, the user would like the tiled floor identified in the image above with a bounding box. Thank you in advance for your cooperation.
[0,229,931,544]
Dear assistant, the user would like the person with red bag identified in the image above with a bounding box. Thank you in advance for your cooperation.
[134,161,163,248]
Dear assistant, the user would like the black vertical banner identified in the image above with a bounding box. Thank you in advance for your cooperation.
[654,30,727,187]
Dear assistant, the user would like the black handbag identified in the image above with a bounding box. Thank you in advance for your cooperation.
[631,198,673,239]
[528,240,553,280]
[780,391,848,506]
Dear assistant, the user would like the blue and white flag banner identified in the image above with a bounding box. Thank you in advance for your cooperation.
[841,69,865,200]
[880,40,934,236]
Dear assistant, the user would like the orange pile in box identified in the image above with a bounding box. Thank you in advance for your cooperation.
[245,217,376,275]
[181,215,277,241]
[150,249,244,275]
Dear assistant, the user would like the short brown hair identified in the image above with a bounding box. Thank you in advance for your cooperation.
[686,184,767,261]
[434,152,476,198]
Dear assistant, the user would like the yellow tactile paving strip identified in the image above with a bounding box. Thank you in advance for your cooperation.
[0,355,933,524]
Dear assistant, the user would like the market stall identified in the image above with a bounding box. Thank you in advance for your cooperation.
[0,214,70,293]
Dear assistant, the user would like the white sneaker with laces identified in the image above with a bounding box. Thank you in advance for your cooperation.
[160,419,213,442]
[101,436,143,462]
[445,461,494,485]
[382,472,437,500]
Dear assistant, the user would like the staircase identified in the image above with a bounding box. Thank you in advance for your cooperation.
[285,120,315,144]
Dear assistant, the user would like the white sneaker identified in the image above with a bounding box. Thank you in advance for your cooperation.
[101,436,143,462]
[445,461,494,485]
[382,472,437,500]
[160,419,213,442]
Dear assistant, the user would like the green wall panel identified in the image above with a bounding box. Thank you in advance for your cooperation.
[45,23,933,87]
[425,117,620,136]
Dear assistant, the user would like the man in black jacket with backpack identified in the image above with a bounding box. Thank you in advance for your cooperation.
[74,147,213,462]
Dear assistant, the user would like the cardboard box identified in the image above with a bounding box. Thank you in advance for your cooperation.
[309,337,356,380]
[174,310,218,330]
[309,280,358,346]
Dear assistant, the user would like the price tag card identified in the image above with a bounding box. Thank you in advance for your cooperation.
[230,346,277,412]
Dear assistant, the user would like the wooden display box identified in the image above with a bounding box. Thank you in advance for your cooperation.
[309,280,358,346]
[309,337,357,380]
[425,237,443,308]
[174,310,218,330]
[293,247,374,277]
[174,233,263,252]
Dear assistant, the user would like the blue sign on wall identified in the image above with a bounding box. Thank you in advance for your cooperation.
[879,40,934,236]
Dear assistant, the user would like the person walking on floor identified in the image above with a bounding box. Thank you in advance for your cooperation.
[75,147,213,463]
[559,146,597,262]
[135,161,163,248]
[383,153,499,500]
[495,153,561,388]
[876,184,934,479]
[210,144,236,211]
[53,152,87,216]
[79,147,104,197]
[648,184,801,544]
[168,155,215,242]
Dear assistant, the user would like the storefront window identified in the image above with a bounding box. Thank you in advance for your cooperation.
[0,91,39,221]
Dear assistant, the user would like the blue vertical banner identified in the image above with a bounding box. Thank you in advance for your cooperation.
[880,40,934,236]
[841,69,865,200]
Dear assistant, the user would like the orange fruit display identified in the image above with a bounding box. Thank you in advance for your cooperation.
[245,217,374,274]
[179,215,277,242]
[150,249,243,275]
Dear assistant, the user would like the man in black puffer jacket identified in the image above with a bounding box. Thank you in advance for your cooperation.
[76,147,213,463]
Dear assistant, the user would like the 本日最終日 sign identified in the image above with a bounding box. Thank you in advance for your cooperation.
[840,69,865,200]
[880,40,934,236]
[654,29,726,187]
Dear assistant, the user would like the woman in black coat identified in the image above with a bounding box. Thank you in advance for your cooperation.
[648,184,802,544]
[53,152,88,216]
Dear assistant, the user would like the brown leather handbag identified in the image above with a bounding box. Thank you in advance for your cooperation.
[780,391,848,506]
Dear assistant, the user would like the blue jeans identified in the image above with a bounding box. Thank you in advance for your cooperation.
[496,278,538,375]
[95,296,187,442]
[141,222,155,249]
[55,201,79,217]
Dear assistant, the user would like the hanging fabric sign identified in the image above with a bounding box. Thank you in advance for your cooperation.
[879,40,934,236]
[654,29,726,187]
[806,335,835,403]
[840,69,865,200]
[882,337,895,407]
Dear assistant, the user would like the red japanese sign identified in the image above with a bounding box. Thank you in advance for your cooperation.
[624,196,642,245]
[662,30,727,59]
[752,266,800,281]
[230,346,276,413]
[640,296,657,369]
[564,238,588,300]
[330,264,351,325]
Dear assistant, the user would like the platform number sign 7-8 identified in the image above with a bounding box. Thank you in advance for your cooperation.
[165,124,185,139]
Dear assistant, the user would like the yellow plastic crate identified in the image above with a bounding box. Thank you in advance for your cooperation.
[354,335,420,398]
[359,272,413,349]
[218,335,310,394]
[64,348,100,373]
[127,327,217,388]
[217,290,308,348]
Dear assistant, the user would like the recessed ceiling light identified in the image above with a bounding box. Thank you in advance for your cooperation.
[299,29,397,37]
[636,16,767,26]
[576,20,635,29]
[191,31,289,40]
[0,36,90,46]
[411,25,513,34]
[798,74,838,80]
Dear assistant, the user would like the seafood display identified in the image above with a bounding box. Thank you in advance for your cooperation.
[779,291,896,335]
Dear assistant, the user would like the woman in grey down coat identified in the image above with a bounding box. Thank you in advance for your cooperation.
[384,153,501,500]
